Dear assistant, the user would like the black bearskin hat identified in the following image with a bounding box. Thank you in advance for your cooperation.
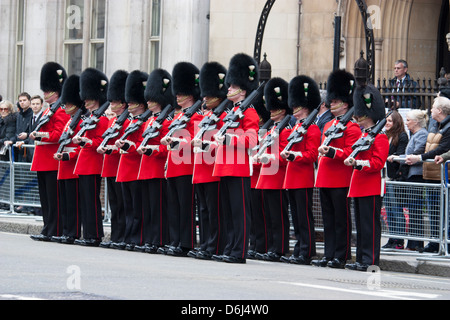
[326,69,355,107]
[353,83,386,123]
[80,68,109,105]
[264,77,290,113]
[108,70,129,103]
[288,75,321,112]
[225,53,259,93]
[145,68,175,107]
[125,70,149,105]
[60,75,84,109]
[199,62,228,99]
[40,62,67,94]
[171,62,201,100]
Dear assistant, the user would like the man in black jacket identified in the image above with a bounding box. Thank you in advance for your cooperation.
[5,92,34,162]
[387,60,421,109]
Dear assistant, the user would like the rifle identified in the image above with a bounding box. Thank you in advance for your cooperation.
[118,108,153,150]
[321,106,355,146]
[258,119,274,140]
[215,81,266,140]
[32,98,63,138]
[97,109,130,153]
[139,104,174,155]
[193,99,233,142]
[56,108,85,154]
[74,101,111,142]
[347,111,392,161]
[254,114,291,164]
[283,106,320,152]
[161,100,203,147]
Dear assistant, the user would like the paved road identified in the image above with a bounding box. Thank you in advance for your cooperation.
[2,232,450,305]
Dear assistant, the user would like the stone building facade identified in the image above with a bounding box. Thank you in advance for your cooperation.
[0,0,448,101]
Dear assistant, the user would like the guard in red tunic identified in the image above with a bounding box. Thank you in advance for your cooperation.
[73,68,110,246]
[344,83,389,271]
[135,68,174,254]
[115,70,149,251]
[160,62,203,257]
[280,75,322,264]
[52,75,87,244]
[248,98,272,260]
[30,62,70,242]
[97,70,129,249]
[212,53,260,264]
[312,69,361,268]
[190,61,232,260]
[254,77,292,262]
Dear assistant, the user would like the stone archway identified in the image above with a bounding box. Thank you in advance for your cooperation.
[342,0,443,82]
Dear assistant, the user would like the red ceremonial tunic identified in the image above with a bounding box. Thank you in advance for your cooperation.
[31,107,71,172]
[347,133,389,198]
[137,116,171,180]
[283,123,321,189]
[57,119,82,180]
[73,115,109,176]
[251,163,261,188]
[164,109,203,179]
[116,117,146,183]
[192,109,227,184]
[315,119,361,188]
[213,106,259,178]
[256,123,291,190]
[101,116,130,178]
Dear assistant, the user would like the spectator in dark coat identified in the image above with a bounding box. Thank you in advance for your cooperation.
[382,111,409,249]
[5,93,33,162]
[0,101,18,161]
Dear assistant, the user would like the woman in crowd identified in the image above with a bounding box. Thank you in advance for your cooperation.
[382,111,409,249]
[0,101,17,161]
[398,109,429,251]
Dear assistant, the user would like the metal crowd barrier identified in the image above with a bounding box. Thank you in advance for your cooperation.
[378,158,449,260]
[309,158,450,261]
[0,144,110,222]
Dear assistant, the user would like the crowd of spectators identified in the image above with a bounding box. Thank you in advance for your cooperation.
[0,92,47,213]
[0,93,47,163]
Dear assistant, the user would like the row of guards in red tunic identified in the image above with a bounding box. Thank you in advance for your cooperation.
[44,105,390,198]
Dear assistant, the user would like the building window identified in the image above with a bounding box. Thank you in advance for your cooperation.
[90,0,106,71]
[64,0,84,75]
[64,0,106,75]
[149,0,161,71]
[15,0,26,96]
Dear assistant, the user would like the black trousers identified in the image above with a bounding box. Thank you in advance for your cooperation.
[59,178,81,239]
[142,178,168,247]
[319,187,352,261]
[37,171,61,237]
[249,188,271,254]
[289,188,316,258]
[166,175,195,249]
[353,195,382,266]
[121,180,144,245]
[262,189,289,255]
[106,177,125,243]
[220,176,251,259]
[78,175,104,240]
[195,181,224,255]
